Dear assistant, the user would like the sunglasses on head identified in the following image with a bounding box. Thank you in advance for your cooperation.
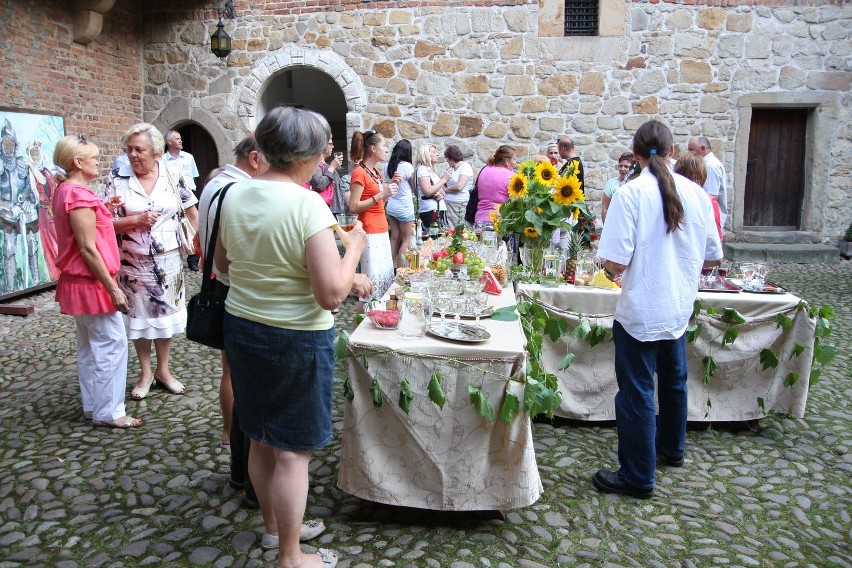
[78,134,87,144]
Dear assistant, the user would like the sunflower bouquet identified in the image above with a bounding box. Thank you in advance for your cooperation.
[491,159,589,247]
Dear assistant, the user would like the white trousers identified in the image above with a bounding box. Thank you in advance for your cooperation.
[75,312,128,422]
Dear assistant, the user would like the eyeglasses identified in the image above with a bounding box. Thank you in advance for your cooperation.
[77,134,88,144]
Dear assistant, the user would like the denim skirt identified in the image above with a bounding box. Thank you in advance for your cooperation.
[224,312,335,451]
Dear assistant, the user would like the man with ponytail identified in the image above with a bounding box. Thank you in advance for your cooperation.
[592,120,723,499]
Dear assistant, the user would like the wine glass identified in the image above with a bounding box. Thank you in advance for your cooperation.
[741,263,757,288]
[433,290,453,332]
[451,295,468,338]
[470,292,489,328]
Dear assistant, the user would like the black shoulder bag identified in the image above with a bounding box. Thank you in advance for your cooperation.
[464,168,484,225]
[186,182,235,350]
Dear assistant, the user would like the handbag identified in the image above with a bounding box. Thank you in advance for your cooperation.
[464,169,483,224]
[168,174,196,257]
[185,183,234,350]
[318,181,334,206]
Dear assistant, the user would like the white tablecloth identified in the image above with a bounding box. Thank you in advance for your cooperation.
[516,283,815,421]
[338,285,542,511]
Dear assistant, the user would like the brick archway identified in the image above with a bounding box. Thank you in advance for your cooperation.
[237,46,366,132]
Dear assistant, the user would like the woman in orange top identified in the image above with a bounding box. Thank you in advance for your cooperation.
[348,129,398,312]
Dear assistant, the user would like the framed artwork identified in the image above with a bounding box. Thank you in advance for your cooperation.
[0,107,65,301]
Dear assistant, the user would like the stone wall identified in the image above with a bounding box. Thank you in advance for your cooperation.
[0,0,143,165]
[141,1,851,242]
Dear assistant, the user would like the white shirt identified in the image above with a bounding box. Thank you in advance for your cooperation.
[198,165,249,285]
[702,152,727,227]
[598,168,723,341]
[443,161,474,203]
[385,161,415,220]
[164,150,200,192]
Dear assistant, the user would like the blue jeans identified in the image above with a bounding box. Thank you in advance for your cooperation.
[612,320,688,489]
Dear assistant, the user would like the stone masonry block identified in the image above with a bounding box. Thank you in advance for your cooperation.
[698,8,725,30]
[457,75,489,94]
[432,113,457,137]
[681,60,713,83]
[457,116,484,138]
[504,75,535,96]
[415,41,447,58]
[538,75,578,96]
[580,72,605,96]
[727,13,753,33]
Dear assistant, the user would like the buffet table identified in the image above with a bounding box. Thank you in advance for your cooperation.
[338,286,542,511]
[516,283,816,421]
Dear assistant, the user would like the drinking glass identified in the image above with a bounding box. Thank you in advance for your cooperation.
[541,254,562,287]
[336,213,357,232]
[482,230,498,248]
[108,194,123,220]
[433,291,453,332]
[451,295,468,337]
[470,292,489,328]
[741,262,757,285]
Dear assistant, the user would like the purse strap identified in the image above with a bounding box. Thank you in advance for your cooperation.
[200,182,236,291]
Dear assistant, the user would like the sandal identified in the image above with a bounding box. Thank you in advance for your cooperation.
[260,519,327,550]
[131,376,155,400]
[154,375,186,395]
[83,411,93,420]
[316,548,339,568]
[93,415,142,429]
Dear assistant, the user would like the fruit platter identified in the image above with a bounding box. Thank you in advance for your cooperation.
[365,300,400,329]
[427,226,487,280]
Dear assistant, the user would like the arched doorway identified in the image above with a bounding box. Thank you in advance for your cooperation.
[175,123,217,197]
[261,68,348,168]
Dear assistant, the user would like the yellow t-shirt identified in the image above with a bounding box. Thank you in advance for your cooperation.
[220,179,337,330]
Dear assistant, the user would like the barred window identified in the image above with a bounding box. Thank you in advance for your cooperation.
[564,0,599,36]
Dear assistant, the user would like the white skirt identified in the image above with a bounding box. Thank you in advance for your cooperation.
[359,232,395,302]
[118,248,187,340]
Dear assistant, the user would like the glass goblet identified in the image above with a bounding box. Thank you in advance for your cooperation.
[471,292,489,328]
[451,295,468,337]
[433,291,453,333]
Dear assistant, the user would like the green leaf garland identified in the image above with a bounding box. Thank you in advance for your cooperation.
[428,372,447,409]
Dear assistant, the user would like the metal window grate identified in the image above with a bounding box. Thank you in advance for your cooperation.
[564,0,599,36]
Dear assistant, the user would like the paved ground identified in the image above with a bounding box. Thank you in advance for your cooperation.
[0,262,849,568]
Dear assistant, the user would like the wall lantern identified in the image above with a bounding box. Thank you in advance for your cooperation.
[211,1,236,59]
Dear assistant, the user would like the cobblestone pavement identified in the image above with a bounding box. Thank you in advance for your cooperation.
[0,262,849,568]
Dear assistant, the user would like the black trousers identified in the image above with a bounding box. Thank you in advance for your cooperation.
[229,405,256,502]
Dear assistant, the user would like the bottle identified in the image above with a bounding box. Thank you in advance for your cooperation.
[404,224,420,270]
[398,292,428,339]
[430,221,440,240]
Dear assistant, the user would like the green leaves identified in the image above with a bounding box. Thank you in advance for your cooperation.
[691,299,702,321]
[334,330,350,361]
[721,326,739,347]
[686,323,702,344]
[702,356,718,385]
[813,342,836,365]
[544,316,570,343]
[399,378,413,414]
[784,372,799,387]
[428,372,447,409]
[789,343,804,360]
[468,384,494,423]
[759,348,779,370]
[370,376,383,408]
[557,353,575,371]
[499,393,521,424]
[720,308,747,325]
[490,305,520,321]
[774,313,793,331]
[342,377,354,402]
[571,317,592,341]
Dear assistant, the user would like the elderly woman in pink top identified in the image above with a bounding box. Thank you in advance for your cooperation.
[475,145,517,222]
[52,135,140,429]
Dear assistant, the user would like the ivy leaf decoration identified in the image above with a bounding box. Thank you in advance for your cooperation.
[774,313,793,331]
[813,343,837,365]
[490,305,520,321]
[721,308,747,325]
[571,318,592,341]
[809,368,822,385]
[334,330,350,361]
[707,306,719,316]
[544,316,569,342]
[557,352,576,371]
[702,356,718,385]
[370,376,383,408]
[721,326,739,347]
[818,305,835,319]
[588,325,608,347]
[428,372,447,409]
[816,317,832,338]
[355,313,366,325]
[399,378,413,414]
[686,323,702,344]
[691,299,702,321]
[342,377,354,402]
[468,384,494,423]
[759,348,779,370]
[499,392,521,424]
[784,372,799,387]
[789,343,805,360]
[757,397,765,414]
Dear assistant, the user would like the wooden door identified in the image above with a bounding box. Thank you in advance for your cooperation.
[743,109,808,229]
[178,124,218,197]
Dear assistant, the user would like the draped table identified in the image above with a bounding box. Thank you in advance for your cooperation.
[337,285,542,511]
[516,283,816,421]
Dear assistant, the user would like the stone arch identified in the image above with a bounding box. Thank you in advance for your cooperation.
[237,46,367,136]
[151,98,234,168]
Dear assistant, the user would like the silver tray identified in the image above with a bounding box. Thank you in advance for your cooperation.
[727,279,787,294]
[432,306,494,320]
[698,279,741,293]
[427,323,491,343]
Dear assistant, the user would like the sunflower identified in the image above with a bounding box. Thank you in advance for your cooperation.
[552,175,584,205]
[533,161,559,186]
[523,227,539,238]
[507,173,528,198]
[534,207,543,214]
[489,210,500,224]
[492,218,500,232]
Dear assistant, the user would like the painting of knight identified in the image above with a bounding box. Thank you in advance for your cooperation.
[0,108,64,300]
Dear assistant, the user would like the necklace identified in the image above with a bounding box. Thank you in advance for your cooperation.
[358,161,383,186]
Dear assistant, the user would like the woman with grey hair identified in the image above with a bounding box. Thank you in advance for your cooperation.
[106,123,198,400]
[215,106,372,568]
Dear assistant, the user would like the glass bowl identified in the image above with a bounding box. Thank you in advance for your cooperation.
[365,300,400,329]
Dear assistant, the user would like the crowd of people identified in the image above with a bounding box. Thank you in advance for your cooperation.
[52,111,727,566]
